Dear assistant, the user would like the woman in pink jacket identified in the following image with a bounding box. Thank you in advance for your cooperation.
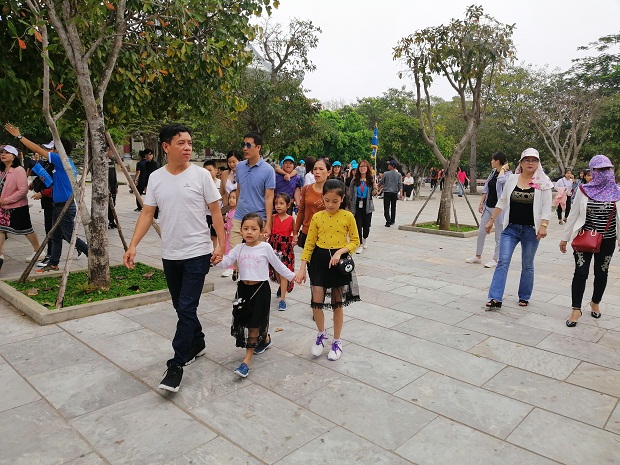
[0,145,41,270]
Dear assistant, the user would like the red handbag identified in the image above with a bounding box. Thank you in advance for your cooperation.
[571,195,615,253]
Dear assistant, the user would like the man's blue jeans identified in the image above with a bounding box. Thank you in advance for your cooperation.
[50,202,89,267]
[162,254,211,367]
[488,224,540,302]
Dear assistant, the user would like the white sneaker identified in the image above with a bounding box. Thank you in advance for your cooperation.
[25,252,36,263]
[362,238,368,249]
[327,340,343,361]
[311,332,329,357]
[484,260,497,268]
[221,268,233,277]
[355,246,363,254]
[465,257,481,264]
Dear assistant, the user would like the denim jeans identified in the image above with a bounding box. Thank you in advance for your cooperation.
[488,224,540,302]
[162,254,211,366]
[49,202,89,267]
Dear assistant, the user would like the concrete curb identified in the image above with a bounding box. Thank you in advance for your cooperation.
[0,272,213,326]
[398,223,479,238]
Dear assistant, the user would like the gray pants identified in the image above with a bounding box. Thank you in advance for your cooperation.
[476,206,503,260]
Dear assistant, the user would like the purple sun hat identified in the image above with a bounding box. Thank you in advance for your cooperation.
[581,155,620,202]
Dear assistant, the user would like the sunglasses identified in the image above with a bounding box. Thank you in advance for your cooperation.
[241,142,256,149]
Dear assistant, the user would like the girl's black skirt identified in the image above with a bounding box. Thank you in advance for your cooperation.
[307,246,360,309]
[231,280,271,348]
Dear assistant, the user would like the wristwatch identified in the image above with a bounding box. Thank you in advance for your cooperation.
[17,134,23,139]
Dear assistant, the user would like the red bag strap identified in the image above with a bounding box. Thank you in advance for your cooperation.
[579,185,616,231]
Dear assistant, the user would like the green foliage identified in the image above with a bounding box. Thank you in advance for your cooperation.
[571,33,620,93]
[585,93,620,164]
[8,263,167,308]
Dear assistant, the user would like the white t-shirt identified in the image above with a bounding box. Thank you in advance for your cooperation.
[145,164,221,260]
[218,242,295,282]
[304,172,315,186]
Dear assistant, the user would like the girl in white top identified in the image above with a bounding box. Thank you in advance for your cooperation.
[217,212,295,378]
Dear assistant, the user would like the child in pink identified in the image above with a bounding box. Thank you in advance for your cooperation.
[222,190,237,278]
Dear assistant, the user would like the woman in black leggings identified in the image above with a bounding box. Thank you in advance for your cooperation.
[560,155,620,326]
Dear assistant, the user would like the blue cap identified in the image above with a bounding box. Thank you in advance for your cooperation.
[299,159,305,164]
[332,161,342,167]
[350,161,358,169]
[280,156,295,166]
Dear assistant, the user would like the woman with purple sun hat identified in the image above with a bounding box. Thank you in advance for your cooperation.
[560,155,620,327]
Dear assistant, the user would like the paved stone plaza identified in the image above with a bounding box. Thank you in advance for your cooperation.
[1,182,619,464]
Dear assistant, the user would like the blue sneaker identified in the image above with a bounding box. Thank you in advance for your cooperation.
[253,335,272,355]
[234,362,250,378]
[278,300,287,311]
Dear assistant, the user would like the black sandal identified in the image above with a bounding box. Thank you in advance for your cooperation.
[589,302,601,319]
[518,300,529,307]
[485,299,502,309]
[566,308,582,327]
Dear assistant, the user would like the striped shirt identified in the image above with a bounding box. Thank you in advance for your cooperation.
[584,200,617,239]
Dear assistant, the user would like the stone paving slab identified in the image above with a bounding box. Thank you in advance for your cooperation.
[1,185,620,463]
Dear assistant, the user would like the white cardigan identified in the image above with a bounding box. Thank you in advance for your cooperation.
[562,188,620,242]
[495,174,553,232]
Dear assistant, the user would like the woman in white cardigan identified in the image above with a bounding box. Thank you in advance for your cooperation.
[560,155,620,326]
[484,148,553,309]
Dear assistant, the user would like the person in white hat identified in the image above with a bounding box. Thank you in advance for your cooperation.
[484,148,553,309]
[0,145,42,270]
[4,123,89,272]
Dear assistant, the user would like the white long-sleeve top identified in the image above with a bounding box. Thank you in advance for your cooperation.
[218,242,295,282]
[495,173,553,233]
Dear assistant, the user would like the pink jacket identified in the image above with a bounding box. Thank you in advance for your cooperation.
[0,166,29,209]
[553,187,567,210]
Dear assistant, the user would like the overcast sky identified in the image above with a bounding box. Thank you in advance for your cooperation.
[264,0,620,103]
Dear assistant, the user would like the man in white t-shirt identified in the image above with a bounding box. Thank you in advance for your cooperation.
[124,124,225,393]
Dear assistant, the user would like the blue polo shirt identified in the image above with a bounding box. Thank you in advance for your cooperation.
[275,173,302,199]
[49,152,78,203]
[234,157,276,221]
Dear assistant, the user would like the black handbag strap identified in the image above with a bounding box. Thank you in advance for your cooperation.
[579,185,616,232]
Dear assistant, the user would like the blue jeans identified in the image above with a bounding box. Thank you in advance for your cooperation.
[488,224,540,302]
[49,202,89,266]
[162,254,211,366]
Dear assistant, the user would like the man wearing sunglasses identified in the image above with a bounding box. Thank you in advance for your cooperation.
[231,132,275,247]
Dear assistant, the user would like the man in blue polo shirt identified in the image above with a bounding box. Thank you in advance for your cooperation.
[231,132,275,249]
[4,123,88,271]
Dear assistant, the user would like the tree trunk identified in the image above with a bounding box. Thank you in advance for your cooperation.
[437,159,459,229]
[469,132,478,194]
[87,120,111,288]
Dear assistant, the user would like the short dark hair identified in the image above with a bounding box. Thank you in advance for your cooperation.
[243,131,263,147]
[0,154,22,171]
[203,159,216,169]
[241,212,264,229]
[159,124,192,145]
[60,138,73,156]
[314,157,331,172]
[491,151,507,165]
[227,150,242,162]
[143,148,153,156]
[323,178,347,209]
[275,192,291,205]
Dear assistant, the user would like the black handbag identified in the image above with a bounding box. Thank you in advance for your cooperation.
[336,254,355,274]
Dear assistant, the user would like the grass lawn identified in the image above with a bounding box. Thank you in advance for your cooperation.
[416,223,479,233]
[7,263,168,309]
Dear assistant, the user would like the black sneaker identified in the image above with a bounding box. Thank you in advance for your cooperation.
[185,341,207,366]
[37,255,50,267]
[159,364,183,392]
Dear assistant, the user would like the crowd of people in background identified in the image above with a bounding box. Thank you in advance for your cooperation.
[3,120,620,395]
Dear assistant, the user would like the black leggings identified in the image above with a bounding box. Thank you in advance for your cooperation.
[571,237,616,308]
[354,198,372,239]
[557,196,572,220]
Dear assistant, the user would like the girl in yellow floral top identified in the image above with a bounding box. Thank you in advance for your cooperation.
[295,179,361,361]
